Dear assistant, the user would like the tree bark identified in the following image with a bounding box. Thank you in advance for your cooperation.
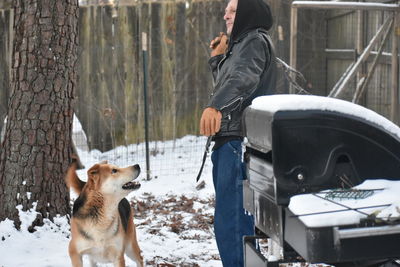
[0,0,79,229]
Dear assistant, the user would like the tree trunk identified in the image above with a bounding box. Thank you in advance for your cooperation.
[0,0,79,229]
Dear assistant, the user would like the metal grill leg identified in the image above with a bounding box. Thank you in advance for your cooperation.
[243,235,279,267]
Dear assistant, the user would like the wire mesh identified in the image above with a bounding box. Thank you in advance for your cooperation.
[324,189,375,200]
[72,116,209,178]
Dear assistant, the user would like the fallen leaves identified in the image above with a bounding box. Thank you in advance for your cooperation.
[130,193,218,266]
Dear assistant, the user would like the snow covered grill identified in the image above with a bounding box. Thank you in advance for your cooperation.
[242,95,400,266]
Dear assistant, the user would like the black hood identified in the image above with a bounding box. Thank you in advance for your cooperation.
[230,0,273,41]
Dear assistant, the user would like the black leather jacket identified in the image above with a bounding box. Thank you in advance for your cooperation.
[207,28,277,137]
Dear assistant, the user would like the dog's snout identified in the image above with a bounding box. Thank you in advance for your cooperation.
[132,164,140,172]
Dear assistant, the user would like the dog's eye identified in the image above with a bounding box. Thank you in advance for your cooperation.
[111,169,118,174]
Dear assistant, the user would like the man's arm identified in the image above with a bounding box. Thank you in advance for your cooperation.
[208,35,269,118]
[200,33,229,136]
[208,55,224,83]
[208,33,228,83]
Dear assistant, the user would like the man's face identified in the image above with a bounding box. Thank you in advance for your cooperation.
[224,0,237,36]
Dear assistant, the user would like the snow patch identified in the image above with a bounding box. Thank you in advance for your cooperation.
[289,179,400,228]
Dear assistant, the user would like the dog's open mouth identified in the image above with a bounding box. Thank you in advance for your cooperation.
[122,181,141,190]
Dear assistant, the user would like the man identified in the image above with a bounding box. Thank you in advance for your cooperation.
[199,0,277,266]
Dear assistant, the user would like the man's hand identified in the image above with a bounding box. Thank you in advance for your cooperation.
[200,107,222,136]
[210,32,228,57]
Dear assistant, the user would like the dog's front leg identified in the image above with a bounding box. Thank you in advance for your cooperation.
[88,258,97,267]
[113,254,126,267]
[68,242,83,267]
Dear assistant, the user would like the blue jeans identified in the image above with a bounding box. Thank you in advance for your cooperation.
[211,140,254,267]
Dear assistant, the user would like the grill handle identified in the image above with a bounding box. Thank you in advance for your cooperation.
[333,224,400,245]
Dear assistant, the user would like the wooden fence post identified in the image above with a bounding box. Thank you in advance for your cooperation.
[289,5,298,94]
[391,8,400,124]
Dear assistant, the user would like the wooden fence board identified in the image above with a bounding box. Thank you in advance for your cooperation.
[0,1,398,151]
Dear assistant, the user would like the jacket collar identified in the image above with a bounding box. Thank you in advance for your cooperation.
[227,28,269,51]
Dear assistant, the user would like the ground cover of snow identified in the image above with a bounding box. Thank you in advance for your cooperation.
[0,136,222,267]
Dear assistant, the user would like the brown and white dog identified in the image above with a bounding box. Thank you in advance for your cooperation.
[65,161,144,267]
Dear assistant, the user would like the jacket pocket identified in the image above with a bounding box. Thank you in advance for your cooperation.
[225,97,243,131]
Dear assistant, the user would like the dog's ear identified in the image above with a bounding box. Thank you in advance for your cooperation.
[88,164,100,176]
[87,164,101,188]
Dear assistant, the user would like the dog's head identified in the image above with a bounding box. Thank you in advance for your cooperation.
[86,162,141,198]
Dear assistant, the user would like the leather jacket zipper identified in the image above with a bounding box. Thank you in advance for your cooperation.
[216,54,227,81]
[220,96,243,112]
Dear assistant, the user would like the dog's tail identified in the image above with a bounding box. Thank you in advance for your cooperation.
[65,156,86,195]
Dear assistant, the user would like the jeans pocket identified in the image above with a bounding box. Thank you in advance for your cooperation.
[226,140,242,155]
[225,141,245,187]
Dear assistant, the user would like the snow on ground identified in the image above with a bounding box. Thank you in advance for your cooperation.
[0,135,222,267]
[6,93,399,266]
[0,133,326,267]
